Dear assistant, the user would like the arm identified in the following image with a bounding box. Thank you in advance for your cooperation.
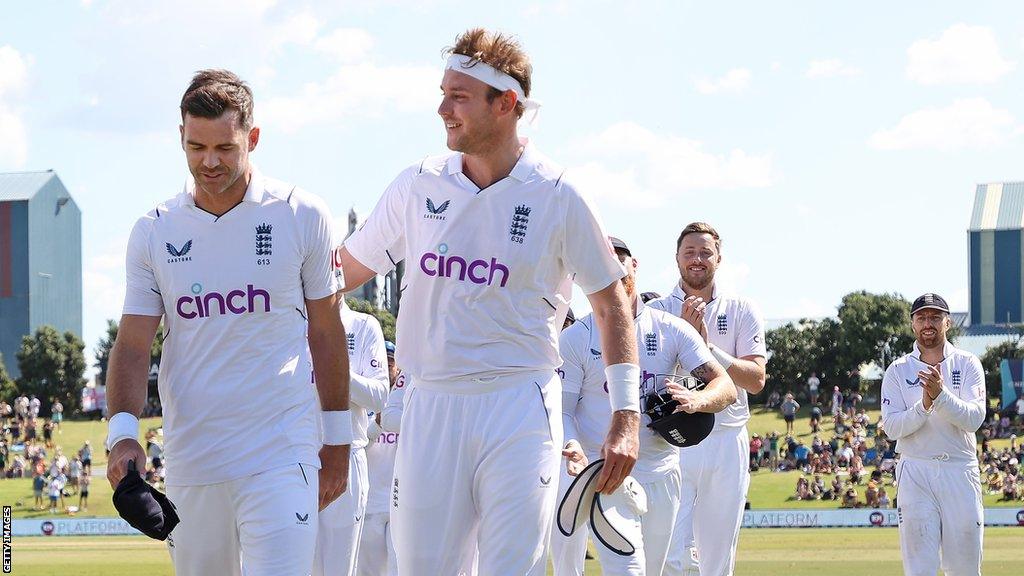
[380,373,407,433]
[105,314,161,488]
[931,358,986,433]
[880,365,929,440]
[557,328,587,476]
[586,280,640,494]
[338,247,377,293]
[675,360,736,413]
[718,299,767,394]
[349,317,389,413]
[340,166,414,292]
[307,292,350,510]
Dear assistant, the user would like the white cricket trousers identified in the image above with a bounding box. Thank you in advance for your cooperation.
[392,371,562,576]
[356,512,397,576]
[551,468,681,576]
[166,462,319,576]
[315,447,369,576]
[665,426,749,576]
[896,457,983,576]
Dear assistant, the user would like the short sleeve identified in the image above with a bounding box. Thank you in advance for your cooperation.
[735,299,768,358]
[560,183,625,295]
[670,318,715,374]
[557,325,587,396]
[297,190,344,301]
[344,165,416,275]
[122,217,164,317]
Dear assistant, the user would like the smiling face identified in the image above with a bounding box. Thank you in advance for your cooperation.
[180,109,258,200]
[676,232,721,291]
[437,69,514,154]
[912,308,950,349]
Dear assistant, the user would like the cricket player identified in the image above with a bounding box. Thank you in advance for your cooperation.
[315,300,390,576]
[104,69,350,576]
[357,342,401,576]
[334,28,641,575]
[649,222,767,576]
[554,237,736,576]
[881,293,985,576]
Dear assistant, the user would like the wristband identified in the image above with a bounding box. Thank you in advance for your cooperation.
[322,410,353,445]
[709,345,735,371]
[106,412,140,451]
[605,363,641,412]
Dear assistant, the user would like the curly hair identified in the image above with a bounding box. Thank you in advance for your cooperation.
[445,28,531,118]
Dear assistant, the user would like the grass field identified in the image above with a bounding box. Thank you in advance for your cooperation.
[6,528,1022,575]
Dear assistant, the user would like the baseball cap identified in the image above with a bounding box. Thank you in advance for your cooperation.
[911,293,949,316]
[112,460,179,541]
[385,341,396,359]
[640,291,660,303]
[565,307,576,324]
[608,236,631,257]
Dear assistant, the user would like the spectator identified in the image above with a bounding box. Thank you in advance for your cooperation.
[987,470,1004,495]
[79,441,92,475]
[1002,470,1020,501]
[33,473,45,510]
[878,487,891,508]
[0,400,11,427]
[68,457,82,494]
[146,430,164,471]
[837,441,855,468]
[42,420,53,448]
[865,478,880,508]
[48,474,62,514]
[809,403,823,433]
[831,386,843,425]
[766,390,781,410]
[51,400,63,432]
[24,418,36,442]
[841,484,859,508]
[749,434,763,469]
[824,476,842,500]
[850,455,864,484]
[78,472,90,512]
[767,431,780,471]
[807,372,820,404]
[10,455,25,478]
[795,476,810,500]
[781,393,800,436]
[9,418,19,443]
[794,442,810,472]
[28,395,40,419]
[811,474,825,499]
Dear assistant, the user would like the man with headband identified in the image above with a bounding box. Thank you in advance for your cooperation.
[335,28,640,575]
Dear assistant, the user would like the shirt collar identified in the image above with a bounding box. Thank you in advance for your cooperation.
[183,167,266,206]
[670,281,719,303]
[910,340,954,362]
[445,137,537,183]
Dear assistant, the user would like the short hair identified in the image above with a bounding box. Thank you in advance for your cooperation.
[445,28,531,118]
[180,69,254,129]
[675,222,721,252]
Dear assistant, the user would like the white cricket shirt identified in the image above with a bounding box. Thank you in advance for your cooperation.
[649,284,766,430]
[559,299,715,482]
[344,141,625,388]
[880,341,985,463]
[337,301,390,450]
[122,170,343,486]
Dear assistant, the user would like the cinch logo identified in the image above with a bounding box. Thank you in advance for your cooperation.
[869,511,885,526]
[419,243,509,287]
[41,521,55,536]
[176,283,271,319]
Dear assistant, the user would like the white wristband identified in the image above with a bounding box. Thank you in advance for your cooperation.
[106,412,140,451]
[605,363,641,412]
[710,345,735,371]
[322,410,353,445]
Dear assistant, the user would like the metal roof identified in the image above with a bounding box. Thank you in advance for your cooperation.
[969,181,1024,231]
[0,171,58,202]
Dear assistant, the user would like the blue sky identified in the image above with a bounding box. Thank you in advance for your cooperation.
[3,1,1024,372]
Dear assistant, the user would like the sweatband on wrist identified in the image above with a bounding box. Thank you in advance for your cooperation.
[605,363,641,412]
[106,412,140,451]
[709,345,735,370]
[322,410,353,445]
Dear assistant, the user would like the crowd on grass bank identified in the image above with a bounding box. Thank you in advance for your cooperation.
[0,394,169,515]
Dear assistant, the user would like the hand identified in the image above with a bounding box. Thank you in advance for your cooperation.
[667,380,705,414]
[562,440,589,477]
[681,296,709,342]
[596,410,639,495]
[106,439,147,489]
[318,444,350,511]
[919,365,943,410]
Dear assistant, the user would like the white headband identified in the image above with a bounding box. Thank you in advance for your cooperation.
[445,54,541,126]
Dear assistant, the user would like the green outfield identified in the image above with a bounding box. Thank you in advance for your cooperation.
[5,528,1022,575]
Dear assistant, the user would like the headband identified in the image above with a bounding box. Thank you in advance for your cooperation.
[445,54,541,125]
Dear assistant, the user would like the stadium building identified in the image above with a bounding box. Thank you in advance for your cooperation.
[969,181,1024,326]
[0,171,82,378]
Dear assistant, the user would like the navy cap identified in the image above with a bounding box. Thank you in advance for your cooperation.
[608,236,631,257]
[640,291,660,303]
[565,307,576,324]
[911,293,949,316]
[385,341,396,358]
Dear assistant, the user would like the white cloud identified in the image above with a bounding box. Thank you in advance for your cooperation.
[907,24,1015,85]
[315,28,375,63]
[260,61,438,132]
[770,62,782,72]
[0,45,29,168]
[566,122,774,207]
[805,58,861,78]
[694,68,751,95]
[270,11,322,49]
[869,98,1017,151]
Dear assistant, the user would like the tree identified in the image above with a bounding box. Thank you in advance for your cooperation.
[0,353,16,401]
[765,318,844,401]
[16,326,88,414]
[346,297,396,342]
[979,336,1024,400]
[836,291,915,391]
